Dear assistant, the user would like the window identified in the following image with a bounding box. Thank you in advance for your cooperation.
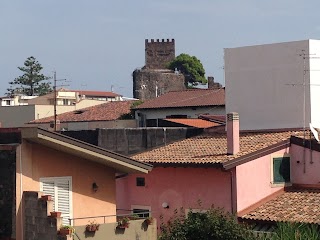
[63,99,70,105]
[136,177,145,187]
[40,177,72,225]
[272,157,290,184]
[5,100,11,106]
[131,205,151,218]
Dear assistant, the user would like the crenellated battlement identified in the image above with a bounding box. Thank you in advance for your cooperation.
[145,39,175,44]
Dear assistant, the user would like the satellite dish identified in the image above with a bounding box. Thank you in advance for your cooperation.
[310,123,320,142]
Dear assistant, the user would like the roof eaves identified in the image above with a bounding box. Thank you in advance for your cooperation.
[223,139,290,170]
[21,127,153,173]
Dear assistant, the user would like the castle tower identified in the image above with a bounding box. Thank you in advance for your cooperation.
[145,39,175,69]
[133,39,186,101]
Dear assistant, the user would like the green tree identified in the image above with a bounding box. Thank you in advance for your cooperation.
[7,56,52,96]
[159,206,255,240]
[167,53,207,87]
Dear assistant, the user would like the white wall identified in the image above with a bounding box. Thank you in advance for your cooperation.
[309,40,320,127]
[225,40,312,130]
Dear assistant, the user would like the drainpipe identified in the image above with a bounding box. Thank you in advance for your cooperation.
[229,169,236,215]
[19,145,23,240]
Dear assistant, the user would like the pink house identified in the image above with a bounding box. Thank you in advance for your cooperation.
[117,112,320,230]
[0,127,152,240]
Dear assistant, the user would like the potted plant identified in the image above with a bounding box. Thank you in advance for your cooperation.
[50,211,61,218]
[59,225,75,236]
[117,217,130,228]
[86,220,100,232]
[144,216,153,225]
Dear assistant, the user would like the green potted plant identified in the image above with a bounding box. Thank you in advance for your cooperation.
[144,216,154,225]
[86,220,100,232]
[117,217,130,228]
[59,225,75,236]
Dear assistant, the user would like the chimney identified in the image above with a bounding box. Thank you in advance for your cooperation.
[227,112,239,155]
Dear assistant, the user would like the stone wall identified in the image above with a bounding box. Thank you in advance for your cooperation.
[145,39,175,69]
[0,150,15,240]
[133,69,185,101]
[23,192,61,240]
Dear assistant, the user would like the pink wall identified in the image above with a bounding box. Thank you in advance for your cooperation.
[116,167,232,228]
[290,144,320,184]
[236,148,289,213]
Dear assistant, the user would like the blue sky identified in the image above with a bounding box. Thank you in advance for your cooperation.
[1,0,320,97]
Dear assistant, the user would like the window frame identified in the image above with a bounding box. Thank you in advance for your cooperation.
[270,154,291,187]
[131,205,151,218]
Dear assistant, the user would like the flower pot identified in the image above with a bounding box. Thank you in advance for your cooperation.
[50,211,61,218]
[41,195,52,201]
[60,229,72,236]
[117,223,129,229]
[86,225,99,232]
[145,218,153,225]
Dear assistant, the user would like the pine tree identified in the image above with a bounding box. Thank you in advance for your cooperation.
[7,56,52,96]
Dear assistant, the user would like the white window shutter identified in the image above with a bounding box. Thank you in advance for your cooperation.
[57,179,71,225]
[40,177,72,226]
[42,181,55,209]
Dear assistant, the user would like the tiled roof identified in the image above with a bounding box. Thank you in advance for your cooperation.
[164,118,221,128]
[132,130,303,165]
[72,90,121,97]
[31,101,132,123]
[135,88,225,109]
[198,115,226,123]
[241,189,320,224]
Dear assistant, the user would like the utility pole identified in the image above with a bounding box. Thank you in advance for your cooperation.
[52,71,68,132]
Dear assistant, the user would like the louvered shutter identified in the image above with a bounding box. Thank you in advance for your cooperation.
[41,181,55,209]
[40,177,72,225]
[57,179,71,225]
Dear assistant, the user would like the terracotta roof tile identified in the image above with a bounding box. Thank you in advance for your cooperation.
[31,101,132,123]
[135,88,225,109]
[132,130,304,165]
[164,118,221,128]
[241,189,320,224]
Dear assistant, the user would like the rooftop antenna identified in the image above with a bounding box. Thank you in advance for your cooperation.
[53,71,70,131]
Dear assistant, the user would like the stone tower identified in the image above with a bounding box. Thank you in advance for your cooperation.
[133,39,186,101]
[145,39,175,69]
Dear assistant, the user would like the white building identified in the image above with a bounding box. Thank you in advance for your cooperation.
[225,39,320,130]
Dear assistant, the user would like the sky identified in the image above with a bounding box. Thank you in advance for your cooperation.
[1,0,320,97]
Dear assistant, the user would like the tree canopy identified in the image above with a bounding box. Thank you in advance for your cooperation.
[7,56,52,96]
[167,53,207,86]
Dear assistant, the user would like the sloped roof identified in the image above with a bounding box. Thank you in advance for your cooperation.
[135,88,225,109]
[21,127,152,174]
[132,130,304,167]
[31,101,132,123]
[240,188,320,224]
[198,115,226,123]
[164,118,221,128]
[73,90,121,97]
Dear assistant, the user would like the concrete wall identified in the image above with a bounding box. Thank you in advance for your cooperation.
[133,69,185,101]
[16,141,117,239]
[0,105,36,127]
[236,148,289,212]
[23,191,60,240]
[98,127,202,155]
[28,120,137,131]
[74,219,156,240]
[290,143,320,184]
[136,106,225,121]
[225,40,311,130]
[116,167,232,229]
